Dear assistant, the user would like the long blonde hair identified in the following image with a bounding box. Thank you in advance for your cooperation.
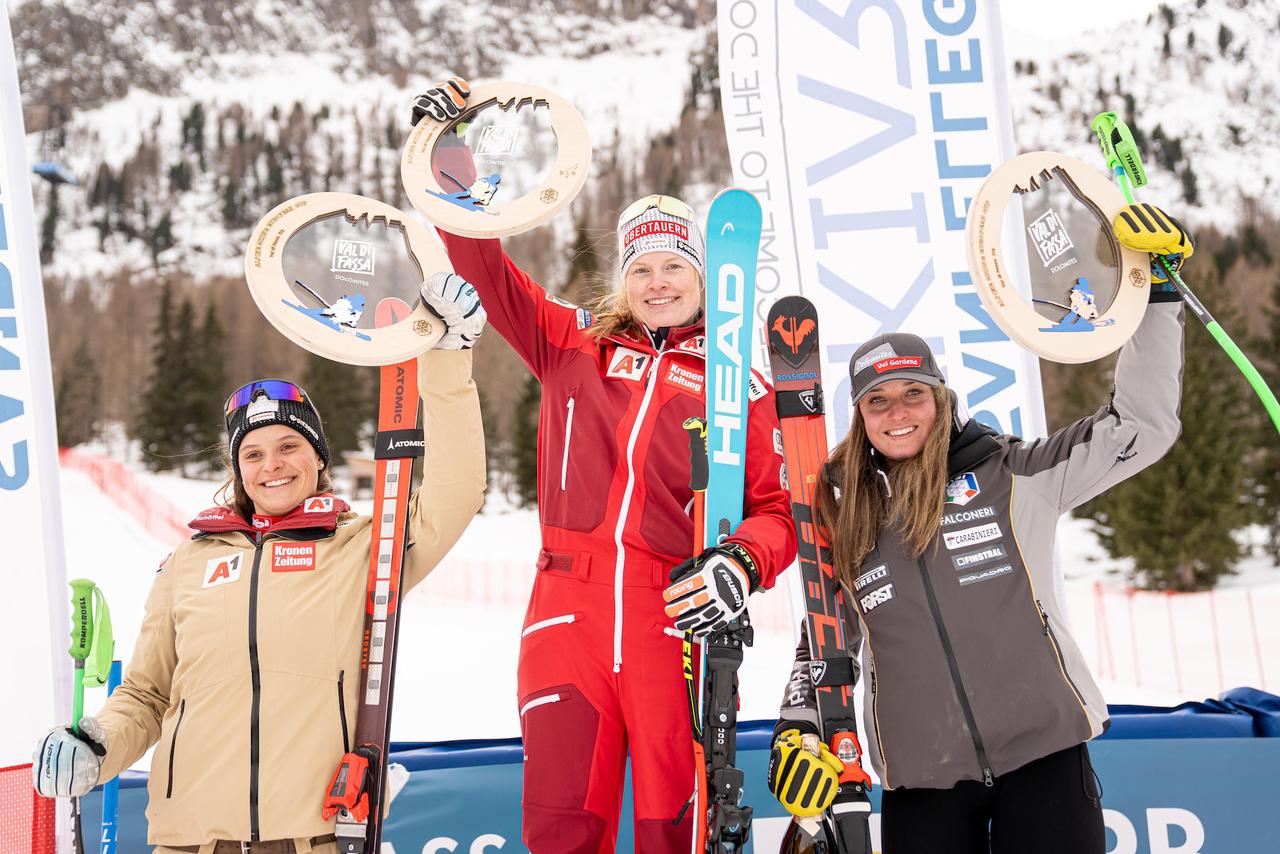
[815,385,952,580]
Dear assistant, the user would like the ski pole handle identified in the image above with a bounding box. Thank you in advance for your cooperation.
[69,578,96,731]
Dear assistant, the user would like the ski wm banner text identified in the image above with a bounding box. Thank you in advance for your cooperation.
[717,0,1047,441]
[0,8,70,762]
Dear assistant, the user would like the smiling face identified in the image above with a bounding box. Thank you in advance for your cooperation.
[623,251,702,331]
[236,424,323,516]
[858,380,939,461]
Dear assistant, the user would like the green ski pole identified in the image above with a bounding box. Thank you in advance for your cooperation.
[1092,111,1280,436]
[68,578,96,854]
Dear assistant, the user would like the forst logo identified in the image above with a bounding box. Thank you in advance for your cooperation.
[711,263,744,466]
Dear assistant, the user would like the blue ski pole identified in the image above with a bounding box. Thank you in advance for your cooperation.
[99,660,122,854]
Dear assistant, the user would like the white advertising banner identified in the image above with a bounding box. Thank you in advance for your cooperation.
[718,0,1046,440]
[0,4,70,762]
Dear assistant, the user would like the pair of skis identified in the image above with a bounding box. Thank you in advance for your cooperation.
[689,191,871,851]
[766,297,873,854]
[682,188,761,852]
[322,300,425,854]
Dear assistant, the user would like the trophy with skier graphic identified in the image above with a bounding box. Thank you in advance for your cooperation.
[400,80,591,238]
[244,192,452,365]
[965,151,1149,363]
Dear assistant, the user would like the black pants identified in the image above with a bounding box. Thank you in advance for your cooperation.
[880,743,1105,854]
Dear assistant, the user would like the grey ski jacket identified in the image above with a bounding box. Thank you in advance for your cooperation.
[777,301,1185,790]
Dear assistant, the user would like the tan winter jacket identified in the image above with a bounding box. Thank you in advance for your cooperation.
[93,348,485,847]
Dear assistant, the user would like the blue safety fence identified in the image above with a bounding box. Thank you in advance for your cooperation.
[80,688,1280,853]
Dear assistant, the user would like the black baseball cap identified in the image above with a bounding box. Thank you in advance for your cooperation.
[848,333,944,406]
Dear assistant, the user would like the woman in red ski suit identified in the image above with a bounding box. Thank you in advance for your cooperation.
[411,82,796,853]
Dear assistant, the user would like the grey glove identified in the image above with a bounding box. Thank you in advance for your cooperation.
[33,716,107,798]
[411,77,471,125]
[421,272,486,349]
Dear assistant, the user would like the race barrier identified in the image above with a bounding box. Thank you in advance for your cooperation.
[78,689,1280,853]
[58,448,190,545]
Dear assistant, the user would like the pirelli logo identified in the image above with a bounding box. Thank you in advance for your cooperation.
[853,564,888,592]
[952,545,1007,570]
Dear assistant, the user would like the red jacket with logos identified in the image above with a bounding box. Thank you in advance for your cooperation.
[441,233,795,606]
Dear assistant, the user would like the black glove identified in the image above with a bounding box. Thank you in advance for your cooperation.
[410,77,471,126]
[662,542,759,636]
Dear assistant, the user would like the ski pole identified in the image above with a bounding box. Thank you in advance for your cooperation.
[677,417,708,850]
[100,660,122,854]
[1092,112,1280,436]
[68,578,96,854]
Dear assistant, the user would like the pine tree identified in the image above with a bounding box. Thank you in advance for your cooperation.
[1081,265,1253,590]
[55,339,101,447]
[192,300,228,470]
[301,354,374,464]
[135,284,186,471]
[513,373,541,509]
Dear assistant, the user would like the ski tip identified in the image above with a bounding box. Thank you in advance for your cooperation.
[374,297,413,328]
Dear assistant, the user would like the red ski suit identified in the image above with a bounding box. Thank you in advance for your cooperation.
[442,233,796,852]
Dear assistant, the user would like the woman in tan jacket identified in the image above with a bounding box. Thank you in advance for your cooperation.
[34,273,488,853]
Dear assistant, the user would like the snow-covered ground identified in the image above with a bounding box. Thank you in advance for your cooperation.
[62,450,1280,768]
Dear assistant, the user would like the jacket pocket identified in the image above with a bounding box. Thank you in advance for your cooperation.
[560,393,576,491]
[165,698,187,798]
[522,613,577,639]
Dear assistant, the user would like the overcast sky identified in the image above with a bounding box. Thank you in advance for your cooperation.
[999,0,1166,37]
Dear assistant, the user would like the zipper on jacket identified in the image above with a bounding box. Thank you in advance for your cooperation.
[560,395,576,490]
[247,533,266,840]
[1037,600,1089,710]
[611,352,666,672]
[337,670,349,754]
[165,698,186,798]
[916,558,995,787]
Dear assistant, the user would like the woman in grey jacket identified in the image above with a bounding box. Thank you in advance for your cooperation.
[768,203,1191,853]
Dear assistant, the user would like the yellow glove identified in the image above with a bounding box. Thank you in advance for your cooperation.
[1113,203,1194,286]
[768,728,844,818]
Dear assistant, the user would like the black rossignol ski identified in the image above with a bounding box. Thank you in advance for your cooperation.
[767,296,872,854]
[322,299,425,853]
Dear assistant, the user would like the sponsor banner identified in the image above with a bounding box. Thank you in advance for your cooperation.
[942,521,1002,550]
[718,0,1046,442]
[0,9,70,765]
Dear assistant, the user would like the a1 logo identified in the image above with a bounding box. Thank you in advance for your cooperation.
[203,554,243,588]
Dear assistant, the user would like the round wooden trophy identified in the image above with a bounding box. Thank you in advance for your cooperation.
[400,81,591,238]
[965,151,1150,364]
[244,192,452,365]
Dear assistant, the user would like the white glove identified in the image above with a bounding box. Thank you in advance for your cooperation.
[410,77,471,125]
[33,716,107,798]
[421,272,486,350]
[663,543,758,636]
